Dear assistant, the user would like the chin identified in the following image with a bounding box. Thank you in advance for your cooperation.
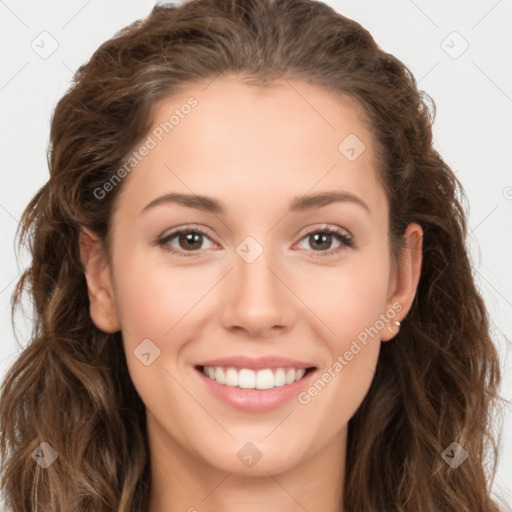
[199,436,312,477]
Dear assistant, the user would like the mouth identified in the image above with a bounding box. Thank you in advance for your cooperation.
[194,365,317,390]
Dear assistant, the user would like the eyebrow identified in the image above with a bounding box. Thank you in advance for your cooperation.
[140,191,371,216]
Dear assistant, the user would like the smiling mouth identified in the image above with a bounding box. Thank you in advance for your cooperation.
[195,365,316,390]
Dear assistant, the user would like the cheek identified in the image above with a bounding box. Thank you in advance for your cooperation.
[307,252,392,344]
[111,252,203,417]
[296,247,390,409]
[111,251,219,395]
[112,249,210,343]
[297,267,386,442]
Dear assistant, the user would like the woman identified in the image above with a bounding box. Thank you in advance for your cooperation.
[0,0,504,510]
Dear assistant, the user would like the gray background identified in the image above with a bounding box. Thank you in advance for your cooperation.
[1,0,511,507]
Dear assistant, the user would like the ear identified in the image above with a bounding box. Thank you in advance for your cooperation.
[380,222,423,342]
[79,227,121,333]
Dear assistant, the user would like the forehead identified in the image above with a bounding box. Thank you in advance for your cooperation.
[113,76,386,220]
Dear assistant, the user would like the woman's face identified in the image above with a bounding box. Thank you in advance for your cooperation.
[81,76,422,477]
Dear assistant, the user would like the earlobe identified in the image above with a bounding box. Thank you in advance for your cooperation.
[380,223,423,342]
[381,319,401,342]
[79,227,121,334]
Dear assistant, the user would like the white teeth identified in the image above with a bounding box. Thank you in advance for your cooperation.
[239,369,256,389]
[274,368,286,387]
[215,367,225,384]
[256,369,274,390]
[201,366,309,389]
[224,367,238,387]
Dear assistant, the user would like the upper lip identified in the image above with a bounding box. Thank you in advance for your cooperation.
[195,356,316,370]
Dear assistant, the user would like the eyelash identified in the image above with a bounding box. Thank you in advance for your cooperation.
[156,225,354,258]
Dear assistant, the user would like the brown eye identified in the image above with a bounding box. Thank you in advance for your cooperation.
[296,227,353,256]
[177,232,204,251]
[157,226,353,258]
[157,228,215,256]
[308,232,334,251]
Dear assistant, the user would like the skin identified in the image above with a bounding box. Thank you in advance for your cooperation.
[80,76,422,512]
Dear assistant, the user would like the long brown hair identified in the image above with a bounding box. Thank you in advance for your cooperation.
[0,0,504,510]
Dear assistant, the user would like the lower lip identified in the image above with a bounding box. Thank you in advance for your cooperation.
[195,367,316,412]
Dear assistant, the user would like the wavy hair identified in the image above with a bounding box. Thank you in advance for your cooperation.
[0,0,503,510]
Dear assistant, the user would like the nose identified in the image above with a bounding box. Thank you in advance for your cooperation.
[219,245,297,339]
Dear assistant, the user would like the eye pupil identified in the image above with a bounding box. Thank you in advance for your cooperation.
[310,232,332,250]
[180,232,202,250]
